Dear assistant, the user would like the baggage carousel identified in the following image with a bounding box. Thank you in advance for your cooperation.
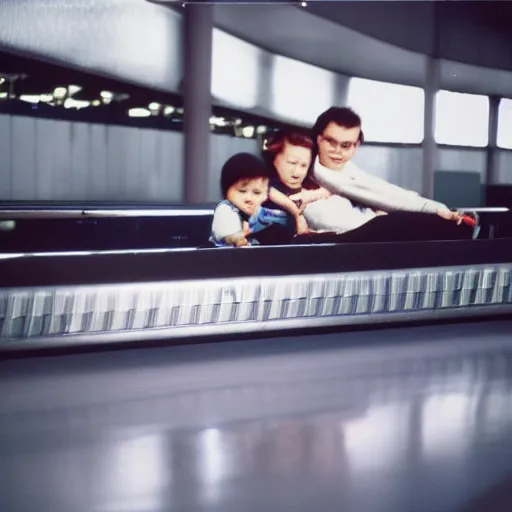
[1,205,512,510]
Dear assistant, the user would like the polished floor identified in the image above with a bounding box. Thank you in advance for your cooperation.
[1,320,512,512]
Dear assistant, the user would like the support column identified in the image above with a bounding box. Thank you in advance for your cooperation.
[335,73,350,107]
[485,96,500,189]
[183,4,213,204]
[422,56,440,199]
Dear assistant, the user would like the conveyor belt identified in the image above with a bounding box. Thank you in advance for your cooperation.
[1,320,512,512]
[2,235,512,348]
[1,263,512,347]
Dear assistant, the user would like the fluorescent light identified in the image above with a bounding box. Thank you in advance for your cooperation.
[20,95,40,104]
[53,87,67,99]
[101,91,113,104]
[64,98,90,110]
[68,85,82,96]
[242,126,255,138]
[128,108,151,118]
[209,116,228,127]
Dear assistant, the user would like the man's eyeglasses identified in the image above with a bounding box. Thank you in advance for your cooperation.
[321,135,358,152]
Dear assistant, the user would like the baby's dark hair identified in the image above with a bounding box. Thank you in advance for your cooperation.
[220,153,270,198]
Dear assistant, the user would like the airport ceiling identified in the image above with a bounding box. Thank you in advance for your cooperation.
[206,0,512,90]
[305,1,512,46]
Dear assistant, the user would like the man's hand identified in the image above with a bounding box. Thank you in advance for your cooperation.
[437,209,462,224]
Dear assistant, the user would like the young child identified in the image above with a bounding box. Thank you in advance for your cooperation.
[210,153,293,247]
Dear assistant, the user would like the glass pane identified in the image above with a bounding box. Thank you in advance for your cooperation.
[271,55,336,125]
[435,90,489,147]
[497,98,512,150]
[211,29,260,109]
[347,77,425,144]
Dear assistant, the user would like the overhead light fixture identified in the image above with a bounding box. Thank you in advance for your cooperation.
[68,85,82,96]
[242,126,255,138]
[128,107,151,118]
[209,116,228,127]
[148,102,160,115]
[40,94,53,103]
[0,92,8,99]
[53,87,67,100]
[301,1,307,6]
[0,77,4,85]
[256,125,267,135]
[20,95,41,104]
[163,106,175,116]
[64,98,90,110]
[100,90,114,104]
[91,99,101,107]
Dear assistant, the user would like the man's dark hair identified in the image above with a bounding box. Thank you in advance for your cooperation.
[220,153,269,198]
[311,107,365,146]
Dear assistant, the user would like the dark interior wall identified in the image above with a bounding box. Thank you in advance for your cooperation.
[437,3,512,72]
[487,185,512,208]
[306,1,512,73]
[305,2,436,55]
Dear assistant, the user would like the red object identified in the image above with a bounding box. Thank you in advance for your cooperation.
[461,215,477,228]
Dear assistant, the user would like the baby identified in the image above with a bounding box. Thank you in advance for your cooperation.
[210,153,293,247]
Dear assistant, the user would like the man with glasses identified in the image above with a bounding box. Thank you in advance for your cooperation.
[291,107,473,242]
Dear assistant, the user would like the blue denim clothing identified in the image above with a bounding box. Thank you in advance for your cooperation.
[210,200,290,247]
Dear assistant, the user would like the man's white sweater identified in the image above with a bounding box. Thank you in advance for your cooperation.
[303,157,447,234]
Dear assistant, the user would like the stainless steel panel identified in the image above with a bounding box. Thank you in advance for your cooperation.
[495,150,512,184]
[354,147,423,193]
[106,125,138,201]
[438,148,487,178]
[69,122,90,201]
[0,114,191,203]
[0,114,12,200]
[10,116,36,200]
[88,123,109,200]
[35,118,73,200]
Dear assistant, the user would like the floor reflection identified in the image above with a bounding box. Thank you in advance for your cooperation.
[1,325,512,512]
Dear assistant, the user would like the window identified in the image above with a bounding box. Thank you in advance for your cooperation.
[435,90,489,147]
[211,29,260,109]
[271,55,335,125]
[497,98,512,150]
[347,78,424,143]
